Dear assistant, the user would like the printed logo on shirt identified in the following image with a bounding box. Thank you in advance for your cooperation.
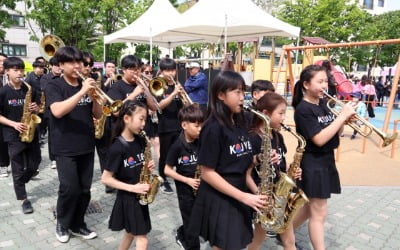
[77,95,92,106]
[178,154,197,166]
[8,98,24,106]
[229,140,252,157]
[123,152,145,168]
[317,114,335,126]
[125,93,145,102]
[277,147,286,161]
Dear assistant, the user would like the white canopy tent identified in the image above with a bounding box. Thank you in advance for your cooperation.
[159,0,300,51]
[103,0,204,64]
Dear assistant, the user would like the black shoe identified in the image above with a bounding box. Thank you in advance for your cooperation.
[22,199,33,214]
[105,186,115,193]
[162,181,174,194]
[71,226,97,240]
[175,232,186,250]
[55,221,70,243]
[32,170,39,178]
[351,134,356,140]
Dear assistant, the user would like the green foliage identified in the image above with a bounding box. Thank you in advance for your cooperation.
[134,43,161,66]
[0,0,17,40]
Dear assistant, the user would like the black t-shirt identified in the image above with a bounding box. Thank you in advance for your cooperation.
[107,79,146,104]
[106,136,146,188]
[294,98,339,153]
[166,132,199,178]
[0,84,39,142]
[249,130,287,185]
[45,77,95,156]
[40,73,60,118]
[157,84,183,134]
[197,118,253,175]
[25,72,42,92]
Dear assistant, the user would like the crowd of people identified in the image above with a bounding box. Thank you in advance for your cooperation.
[0,49,391,250]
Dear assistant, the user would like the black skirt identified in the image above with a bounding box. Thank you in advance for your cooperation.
[298,151,341,199]
[108,191,151,235]
[187,175,253,250]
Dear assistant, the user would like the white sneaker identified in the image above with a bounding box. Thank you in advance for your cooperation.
[0,166,8,178]
[50,161,56,169]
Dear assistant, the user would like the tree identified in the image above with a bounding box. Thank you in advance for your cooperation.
[0,0,17,40]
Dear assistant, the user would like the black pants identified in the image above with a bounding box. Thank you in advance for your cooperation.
[55,152,94,230]
[158,131,180,180]
[366,94,375,118]
[46,118,55,162]
[0,129,9,166]
[95,120,111,172]
[8,140,41,200]
[176,182,200,250]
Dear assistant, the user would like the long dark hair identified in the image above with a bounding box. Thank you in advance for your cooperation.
[292,65,326,109]
[207,70,246,128]
[250,92,287,133]
[112,100,147,141]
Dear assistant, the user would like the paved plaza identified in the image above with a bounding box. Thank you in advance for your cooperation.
[0,143,399,250]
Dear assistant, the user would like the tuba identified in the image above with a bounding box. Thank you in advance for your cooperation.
[138,131,163,205]
[244,106,308,234]
[20,79,42,143]
[39,34,65,61]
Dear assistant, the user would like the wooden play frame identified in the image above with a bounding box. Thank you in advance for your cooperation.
[274,38,400,134]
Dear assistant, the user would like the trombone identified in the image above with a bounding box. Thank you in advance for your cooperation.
[76,71,123,115]
[324,91,398,147]
[132,74,162,113]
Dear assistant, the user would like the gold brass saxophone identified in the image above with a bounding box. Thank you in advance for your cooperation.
[244,106,303,233]
[278,123,309,233]
[93,72,108,139]
[138,131,163,205]
[38,91,45,114]
[19,79,42,143]
[193,165,201,196]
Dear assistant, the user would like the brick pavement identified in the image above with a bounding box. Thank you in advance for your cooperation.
[0,144,399,250]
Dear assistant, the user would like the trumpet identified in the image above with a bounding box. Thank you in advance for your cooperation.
[76,71,123,115]
[132,74,162,113]
[144,74,193,106]
[324,91,398,147]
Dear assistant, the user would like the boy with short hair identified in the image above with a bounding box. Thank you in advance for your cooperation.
[164,104,204,250]
[0,57,41,213]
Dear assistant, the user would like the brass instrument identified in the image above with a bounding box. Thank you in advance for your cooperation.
[132,74,162,113]
[38,91,45,114]
[244,106,307,234]
[324,91,398,147]
[145,74,193,106]
[19,79,42,143]
[76,71,123,115]
[138,131,163,205]
[93,72,108,139]
[39,34,65,61]
[193,165,201,196]
[279,123,309,233]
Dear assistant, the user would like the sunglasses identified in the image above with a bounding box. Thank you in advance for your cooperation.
[83,61,94,67]
[144,71,153,74]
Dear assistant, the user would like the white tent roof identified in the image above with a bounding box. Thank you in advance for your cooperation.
[160,0,300,42]
[103,0,203,47]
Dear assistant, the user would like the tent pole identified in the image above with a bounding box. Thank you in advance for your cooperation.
[224,14,228,55]
[103,42,106,63]
[150,27,153,66]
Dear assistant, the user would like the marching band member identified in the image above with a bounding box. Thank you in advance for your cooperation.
[291,65,355,250]
[46,46,102,243]
[0,57,41,214]
[101,100,154,250]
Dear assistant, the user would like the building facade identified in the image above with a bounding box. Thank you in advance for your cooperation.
[0,2,42,63]
[359,0,386,15]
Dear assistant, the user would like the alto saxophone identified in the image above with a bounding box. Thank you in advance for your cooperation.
[93,72,108,139]
[278,123,309,233]
[20,79,42,143]
[138,131,163,205]
[193,165,201,196]
[38,91,45,114]
[244,106,301,234]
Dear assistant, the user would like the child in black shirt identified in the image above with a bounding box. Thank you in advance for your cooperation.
[247,92,302,250]
[156,58,184,193]
[187,71,267,250]
[292,65,355,250]
[45,47,102,243]
[0,57,41,214]
[164,104,204,249]
[101,100,154,250]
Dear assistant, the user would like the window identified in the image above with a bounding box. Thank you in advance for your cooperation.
[10,15,25,27]
[363,0,373,9]
[378,0,384,7]
[1,44,27,56]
